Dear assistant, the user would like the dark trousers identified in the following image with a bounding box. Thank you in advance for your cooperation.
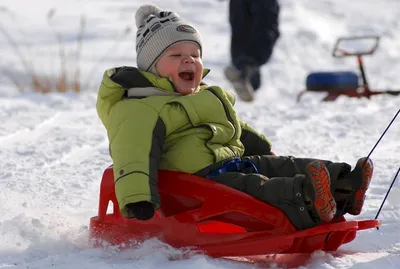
[229,0,280,90]
[210,155,350,230]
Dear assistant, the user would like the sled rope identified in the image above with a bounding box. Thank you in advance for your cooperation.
[363,109,399,168]
[338,109,399,218]
[374,167,400,229]
[368,108,399,229]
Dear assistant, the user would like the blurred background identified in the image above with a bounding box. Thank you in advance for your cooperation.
[1,0,400,101]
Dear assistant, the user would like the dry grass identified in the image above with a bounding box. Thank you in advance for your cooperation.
[0,7,132,93]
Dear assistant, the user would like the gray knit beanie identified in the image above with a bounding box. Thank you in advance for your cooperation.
[135,4,203,74]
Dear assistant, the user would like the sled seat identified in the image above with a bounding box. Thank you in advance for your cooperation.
[89,166,381,257]
[306,71,359,92]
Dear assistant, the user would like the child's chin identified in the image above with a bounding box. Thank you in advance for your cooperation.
[177,87,196,95]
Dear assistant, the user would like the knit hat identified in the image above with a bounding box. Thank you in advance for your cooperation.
[135,4,203,74]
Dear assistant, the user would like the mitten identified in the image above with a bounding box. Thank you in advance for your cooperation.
[125,201,155,220]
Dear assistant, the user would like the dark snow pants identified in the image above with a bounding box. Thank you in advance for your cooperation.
[229,0,280,90]
[198,155,350,230]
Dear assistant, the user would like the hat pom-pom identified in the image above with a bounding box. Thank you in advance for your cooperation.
[135,4,162,28]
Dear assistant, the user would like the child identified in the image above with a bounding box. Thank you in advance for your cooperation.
[96,4,373,230]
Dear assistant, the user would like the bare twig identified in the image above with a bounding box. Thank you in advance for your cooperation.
[0,8,123,94]
[85,25,132,90]
[0,20,35,90]
[47,8,68,93]
[73,14,86,93]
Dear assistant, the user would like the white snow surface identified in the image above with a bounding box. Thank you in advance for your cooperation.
[0,0,399,268]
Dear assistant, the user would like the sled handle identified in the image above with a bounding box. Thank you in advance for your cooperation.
[332,36,380,58]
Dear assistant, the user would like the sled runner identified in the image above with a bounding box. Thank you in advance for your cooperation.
[89,166,381,257]
[297,36,400,102]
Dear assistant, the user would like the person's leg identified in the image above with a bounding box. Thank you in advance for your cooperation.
[225,0,256,101]
[245,0,280,67]
[211,160,336,230]
[226,0,280,100]
[229,0,249,69]
[243,155,373,216]
[243,155,349,179]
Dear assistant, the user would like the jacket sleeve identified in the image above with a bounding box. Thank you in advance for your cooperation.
[240,119,272,156]
[96,68,165,218]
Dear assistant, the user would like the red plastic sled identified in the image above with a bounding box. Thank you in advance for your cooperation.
[89,166,381,257]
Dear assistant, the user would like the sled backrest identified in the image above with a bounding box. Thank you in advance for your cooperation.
[96,166,297,234]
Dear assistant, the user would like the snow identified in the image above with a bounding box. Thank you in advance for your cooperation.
[0,0,399,268]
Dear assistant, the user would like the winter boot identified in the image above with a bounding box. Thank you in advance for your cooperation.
[303,160,337,223]
[334,157,373,215]
[224,65,255,102]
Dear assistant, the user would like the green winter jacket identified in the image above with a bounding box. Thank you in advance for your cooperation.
[96,66,272,218]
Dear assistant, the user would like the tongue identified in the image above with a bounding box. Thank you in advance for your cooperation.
[179,72,192,81]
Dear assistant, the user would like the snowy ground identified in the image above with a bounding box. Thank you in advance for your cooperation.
[0,0,399,268]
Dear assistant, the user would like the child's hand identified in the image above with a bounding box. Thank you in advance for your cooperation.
[125,201,155,220]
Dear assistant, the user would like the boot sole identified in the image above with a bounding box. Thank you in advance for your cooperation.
[348,158,373,215]
[307,161,337,223]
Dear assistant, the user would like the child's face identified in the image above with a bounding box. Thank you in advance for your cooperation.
[156,42,203,95]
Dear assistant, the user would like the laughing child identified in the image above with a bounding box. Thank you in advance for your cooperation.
[96,4,373,230]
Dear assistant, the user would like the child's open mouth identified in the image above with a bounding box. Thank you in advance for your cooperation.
[179,70,194,81]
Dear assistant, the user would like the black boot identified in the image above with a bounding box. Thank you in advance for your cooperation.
[333,157,373,216]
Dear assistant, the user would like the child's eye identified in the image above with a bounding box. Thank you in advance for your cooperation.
[171,54,181,57]
[192,54,200,58]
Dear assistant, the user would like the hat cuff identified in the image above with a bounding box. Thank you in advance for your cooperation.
[137,23,202,72]
[146,40,203,74]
